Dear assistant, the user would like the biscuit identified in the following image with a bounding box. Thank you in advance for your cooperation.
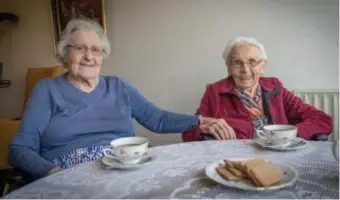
[224,160,247,178]
[248,163,282,187]
[228,160,250,172]
[243,159,267,176]
[233,161,245,172]
[247,170,264,187]
[224,160,236,168]
[216,167,243,181]
[227,167,247,178]
[215,158,282,188]
[244,159,267,169]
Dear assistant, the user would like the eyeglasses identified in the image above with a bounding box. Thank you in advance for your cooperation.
[229,59,263,69]
[67,45,104,56]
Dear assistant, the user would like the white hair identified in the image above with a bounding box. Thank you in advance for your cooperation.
[57,19,111,65]
[222,36,267,64]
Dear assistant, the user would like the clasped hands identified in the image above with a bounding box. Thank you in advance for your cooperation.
[199,117,236,140]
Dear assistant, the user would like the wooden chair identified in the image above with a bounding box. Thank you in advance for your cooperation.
[0,65,64,195]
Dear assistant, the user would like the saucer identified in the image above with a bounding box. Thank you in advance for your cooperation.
[101,154,154,169]
[255,137,308,151]
[104,151,149,165]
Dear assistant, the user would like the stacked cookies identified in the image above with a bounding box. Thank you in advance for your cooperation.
[215,158,282,187]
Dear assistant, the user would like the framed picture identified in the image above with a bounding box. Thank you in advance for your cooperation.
[51,0,106,52]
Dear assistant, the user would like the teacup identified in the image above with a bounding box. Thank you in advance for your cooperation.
[255,125,297,146]
[103,136,149,164]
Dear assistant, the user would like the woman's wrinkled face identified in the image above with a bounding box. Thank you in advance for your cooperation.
[227,43,266,90]
[64,30,104,80]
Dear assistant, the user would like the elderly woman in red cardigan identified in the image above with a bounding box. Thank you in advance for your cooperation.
[182,36,332,141]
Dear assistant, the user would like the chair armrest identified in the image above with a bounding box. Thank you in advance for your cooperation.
[0,119,20,169]
[310,134,329,141]
[5,168,34,186]
[1,168,35,194]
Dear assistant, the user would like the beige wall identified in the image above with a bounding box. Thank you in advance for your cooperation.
[0,0,59,117]
[0,0,338,146]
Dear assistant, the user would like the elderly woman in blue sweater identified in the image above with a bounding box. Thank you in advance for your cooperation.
[8,19,228,178]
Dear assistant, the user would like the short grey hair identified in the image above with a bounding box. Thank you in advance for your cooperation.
[57,19,111,65]
[222,36,267,64]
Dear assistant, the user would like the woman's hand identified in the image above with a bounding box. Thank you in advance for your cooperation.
[199,117,236,140]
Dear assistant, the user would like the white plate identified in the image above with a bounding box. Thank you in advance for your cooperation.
[101,154,154,169]
[255,137,308,151]
[205,158,298,191]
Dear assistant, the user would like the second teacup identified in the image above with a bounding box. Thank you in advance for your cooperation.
[103,136,149,164]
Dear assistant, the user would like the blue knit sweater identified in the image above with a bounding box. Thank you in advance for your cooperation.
[8,73,199,177]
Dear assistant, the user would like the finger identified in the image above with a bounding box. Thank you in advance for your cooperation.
[202,118,233,140]
[225,124,236,139]
[215,120,230,140]
[200,117,214,125]
[209,127,222,140]
[212,125,226,140]
[230,128,236,139]
[223,126,233,139]
[213,132,222,140]
[200,124,221,140]
[205,121,225,140]
[220,119,236,140]
[212,119,229,140]
[199,124,209,134]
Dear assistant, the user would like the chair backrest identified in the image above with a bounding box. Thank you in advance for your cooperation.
[0,66,64,169]
[22,66,64,113]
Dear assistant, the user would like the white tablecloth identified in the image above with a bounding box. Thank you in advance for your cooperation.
[4,140,339,199]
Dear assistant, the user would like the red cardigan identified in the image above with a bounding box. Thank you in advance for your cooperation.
[182,77,333,141]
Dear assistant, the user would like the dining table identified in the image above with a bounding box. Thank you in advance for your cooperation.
[3,140,339,199]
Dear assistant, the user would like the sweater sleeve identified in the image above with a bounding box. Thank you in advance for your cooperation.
[121,80,199,133]
[8,80,58,178]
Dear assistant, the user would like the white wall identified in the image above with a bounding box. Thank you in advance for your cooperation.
[0,0,338,146]
[103,0,339,145]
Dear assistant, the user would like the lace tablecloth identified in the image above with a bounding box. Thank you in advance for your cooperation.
[4,140,339,199]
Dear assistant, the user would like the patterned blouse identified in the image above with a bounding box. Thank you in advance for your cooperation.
[233,86,268,134]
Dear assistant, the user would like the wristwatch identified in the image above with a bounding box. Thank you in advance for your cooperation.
[197,115,203,124]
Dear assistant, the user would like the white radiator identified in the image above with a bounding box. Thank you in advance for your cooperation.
[293,89,339,141]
